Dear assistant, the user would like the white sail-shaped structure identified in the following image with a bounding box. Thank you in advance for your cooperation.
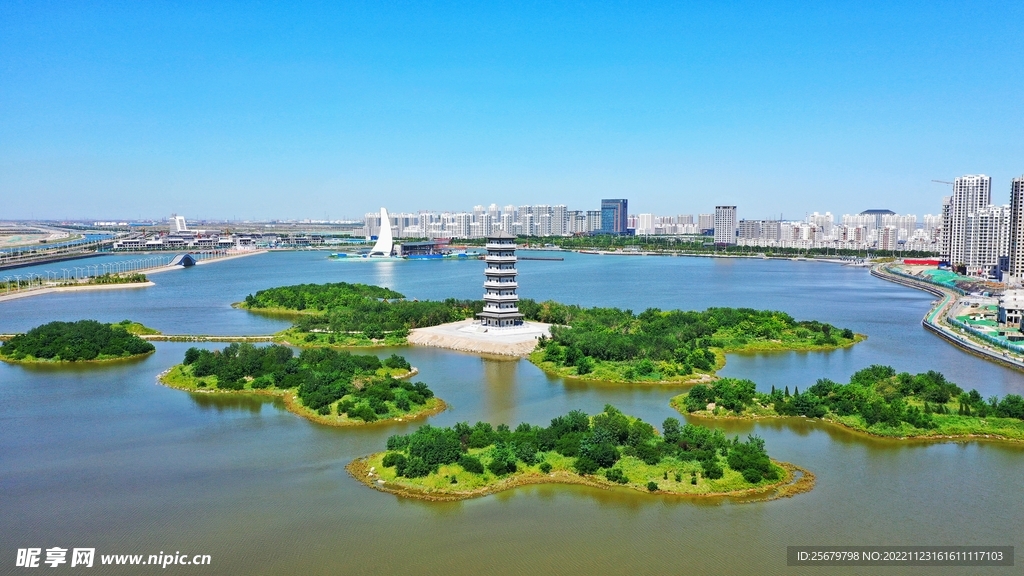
[368,207,394,257]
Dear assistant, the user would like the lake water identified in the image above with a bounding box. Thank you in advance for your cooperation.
[2,251,1022,575]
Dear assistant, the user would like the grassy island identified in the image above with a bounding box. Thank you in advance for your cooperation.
[0,320,156,363]
[350,405,813,502]
[160,344,445,426]
[528,304,863,383]
[671,366,1024,442]
[238,282,481,347]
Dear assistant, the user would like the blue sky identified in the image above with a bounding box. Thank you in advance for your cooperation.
[2,1,1023,221]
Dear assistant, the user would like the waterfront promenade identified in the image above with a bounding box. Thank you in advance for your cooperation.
[0,250,266,303]
[871,264,1024,372]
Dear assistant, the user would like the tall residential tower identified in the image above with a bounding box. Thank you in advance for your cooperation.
[943,175,992,266]
[1009,177,1024,281]
[714,206,737,245]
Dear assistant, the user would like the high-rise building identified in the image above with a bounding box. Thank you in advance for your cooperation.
[537,213,552,237]
[600,199,628,234]
[517,205,531,235]
[552,205,568,236]
[714,206,737,245]
[453,212,473,239]
[965,205,1010,277]
[585,210,602,233]
[737,220,762,239]
[698,214,714,233]
[1009,177,1024,280]
[636,213,655,235]
[500,213,514,235]
[944,175,992,265]
[806,212,834,237]
[878,226,898,251]
[677,214,694,226]
[567,210,586,234]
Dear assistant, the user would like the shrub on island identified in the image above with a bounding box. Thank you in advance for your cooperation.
[367,405,785,497]
[0,320,155,362]
[674,366,1024,439]
[171,344,433,422]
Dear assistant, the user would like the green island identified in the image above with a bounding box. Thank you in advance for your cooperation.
[529,304,863,383]
[238,282,481,347]
[238,282,863,383]
[349,404,814,502]
[0,319,157,363]
[671,365,1024,442]
[160,343,446,427]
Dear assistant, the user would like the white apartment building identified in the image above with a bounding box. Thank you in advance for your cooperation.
[552,205,568,236]
[698,214,714,232]
[714,206,737,245]
[878,226,898,251]
[943,174,992,265]
[806,212,834,237]
[964,204,1010,277]
[636,213,655,235]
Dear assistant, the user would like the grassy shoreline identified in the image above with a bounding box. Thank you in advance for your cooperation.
[529,335,865,385]
[272,327,408,348]
[1,349,155,365]
[348,453,813,502]
[159,364,446,427]
[669,393,1024,443]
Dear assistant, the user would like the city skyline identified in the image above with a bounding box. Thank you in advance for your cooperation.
[2,3,1024,219]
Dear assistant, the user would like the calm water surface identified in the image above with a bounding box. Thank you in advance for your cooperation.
[2,251,1022,575]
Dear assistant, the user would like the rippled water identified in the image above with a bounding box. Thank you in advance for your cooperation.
[1,251,1022,575]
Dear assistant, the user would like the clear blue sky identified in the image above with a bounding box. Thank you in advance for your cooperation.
[2,1,1022,221]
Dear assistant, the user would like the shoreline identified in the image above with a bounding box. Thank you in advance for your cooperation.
[528,336,865,385]
[0,250,267,303]
[347,456,814,503]
[0,349,155,366]
[670,397,1024,445]
[870,264,1024,372]
[0,281,155,303]
[157,366,448,428]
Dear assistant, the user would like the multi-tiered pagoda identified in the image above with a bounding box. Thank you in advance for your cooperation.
[477,231,524,328]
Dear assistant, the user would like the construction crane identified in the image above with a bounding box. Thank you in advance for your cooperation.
[931,180,953,185]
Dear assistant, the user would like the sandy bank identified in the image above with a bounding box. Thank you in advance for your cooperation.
[407,319,551,357]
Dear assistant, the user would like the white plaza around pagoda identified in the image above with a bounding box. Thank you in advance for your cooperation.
[406,231,549,356]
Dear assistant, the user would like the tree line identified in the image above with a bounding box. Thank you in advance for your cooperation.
[683,366,1024,429]
[182,344,430,421]
[0,320,155,362]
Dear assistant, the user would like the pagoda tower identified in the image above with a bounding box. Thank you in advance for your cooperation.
[477,231,524,328]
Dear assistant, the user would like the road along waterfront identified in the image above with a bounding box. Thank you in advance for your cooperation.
[871,264,1024,372]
